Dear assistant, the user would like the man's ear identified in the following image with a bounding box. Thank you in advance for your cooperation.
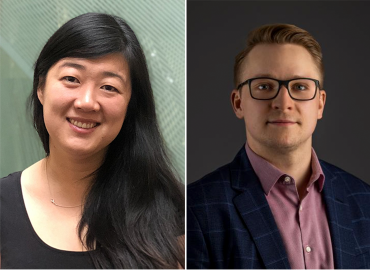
[317,89,326,119]
[37,87,44,105]
[231,89,244,119]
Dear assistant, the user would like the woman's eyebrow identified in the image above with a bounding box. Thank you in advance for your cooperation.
[102,71,126,84]
[58,62,126,84]
[59,62,85,70]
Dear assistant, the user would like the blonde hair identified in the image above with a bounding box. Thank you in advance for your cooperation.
[234,24,324,87]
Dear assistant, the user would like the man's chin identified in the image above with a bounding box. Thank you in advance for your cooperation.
[262,138,302,152]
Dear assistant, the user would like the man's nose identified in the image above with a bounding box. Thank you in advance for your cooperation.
[74,85,100,112]
[271,85,294,110]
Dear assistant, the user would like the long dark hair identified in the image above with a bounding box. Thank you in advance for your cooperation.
[28,13,184,268]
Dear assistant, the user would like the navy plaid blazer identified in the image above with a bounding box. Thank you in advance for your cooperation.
[187,146,370,269]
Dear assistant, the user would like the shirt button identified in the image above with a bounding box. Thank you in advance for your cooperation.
[284,176,291,184]
[305,246,312,253]
[299,205,303,211]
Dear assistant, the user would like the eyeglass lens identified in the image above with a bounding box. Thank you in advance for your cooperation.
[250,78,316,100]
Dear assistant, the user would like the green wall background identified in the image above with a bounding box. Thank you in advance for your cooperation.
[0,0,185,180]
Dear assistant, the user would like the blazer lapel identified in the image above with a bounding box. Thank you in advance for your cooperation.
[321,162,361,268]
[231,147,290,269]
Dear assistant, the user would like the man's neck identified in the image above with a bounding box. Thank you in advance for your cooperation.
[248,140,312,199]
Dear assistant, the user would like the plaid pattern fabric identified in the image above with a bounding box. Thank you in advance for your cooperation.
[187,146,370,269]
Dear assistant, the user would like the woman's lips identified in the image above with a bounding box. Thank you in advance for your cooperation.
[68,118,98,129]
[67,118,100,133]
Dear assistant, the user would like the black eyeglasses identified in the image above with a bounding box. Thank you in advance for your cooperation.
[237,77,321,101]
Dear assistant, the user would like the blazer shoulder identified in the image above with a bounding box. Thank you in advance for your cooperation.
[187,163,232,206]
[320,159,370,192]
[188,163,231,187]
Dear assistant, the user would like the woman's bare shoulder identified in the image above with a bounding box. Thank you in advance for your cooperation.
[22,159,44,181]
[23,159,43,174]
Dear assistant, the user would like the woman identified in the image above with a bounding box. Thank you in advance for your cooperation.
[0,13,184,268]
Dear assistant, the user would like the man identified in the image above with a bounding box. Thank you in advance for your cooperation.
[187,24,370,269]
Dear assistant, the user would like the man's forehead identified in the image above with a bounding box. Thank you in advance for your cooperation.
[240,43,320,80]
[246,43,313,62]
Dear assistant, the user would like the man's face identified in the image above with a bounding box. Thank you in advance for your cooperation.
[231,43,326,153]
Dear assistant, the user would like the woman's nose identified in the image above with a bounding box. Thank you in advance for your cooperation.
[74,85,100,112]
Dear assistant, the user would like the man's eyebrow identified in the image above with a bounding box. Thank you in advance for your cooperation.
[253,74,309,79]
[58,62,127,84]
[250,73,273,78]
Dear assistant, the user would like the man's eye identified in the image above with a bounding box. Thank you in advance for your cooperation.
[101,85,118,92]
[293,84,307,91]
[63,76,79,83]
[257,84,271,90]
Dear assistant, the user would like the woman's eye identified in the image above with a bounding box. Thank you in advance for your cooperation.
[63,76,79,83]
[101,85,118,92]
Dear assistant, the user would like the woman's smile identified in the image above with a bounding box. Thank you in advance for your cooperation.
[67,118,99,129]
[67,117,100,134]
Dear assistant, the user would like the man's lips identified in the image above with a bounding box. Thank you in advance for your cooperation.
[267,120,297,125]
[268,120,296,123]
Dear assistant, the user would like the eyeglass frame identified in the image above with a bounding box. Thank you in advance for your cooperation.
[236,77,322,101]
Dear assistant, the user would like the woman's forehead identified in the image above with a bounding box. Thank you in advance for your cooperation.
[51,54,130,82]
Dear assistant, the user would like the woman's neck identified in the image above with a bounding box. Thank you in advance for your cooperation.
[44,148,105,207]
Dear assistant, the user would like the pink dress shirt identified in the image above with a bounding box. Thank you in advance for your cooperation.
[245,143,334,269]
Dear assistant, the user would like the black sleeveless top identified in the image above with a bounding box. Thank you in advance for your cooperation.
[0,172,96,269]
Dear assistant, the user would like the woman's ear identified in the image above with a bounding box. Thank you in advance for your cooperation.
[37,87,44,105]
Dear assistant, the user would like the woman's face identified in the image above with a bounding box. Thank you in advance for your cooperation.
[38,53,131,159]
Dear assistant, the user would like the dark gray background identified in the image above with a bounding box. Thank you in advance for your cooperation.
[187,1,370,184]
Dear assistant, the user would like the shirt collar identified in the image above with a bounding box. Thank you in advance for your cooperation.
[245,143,325,195]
